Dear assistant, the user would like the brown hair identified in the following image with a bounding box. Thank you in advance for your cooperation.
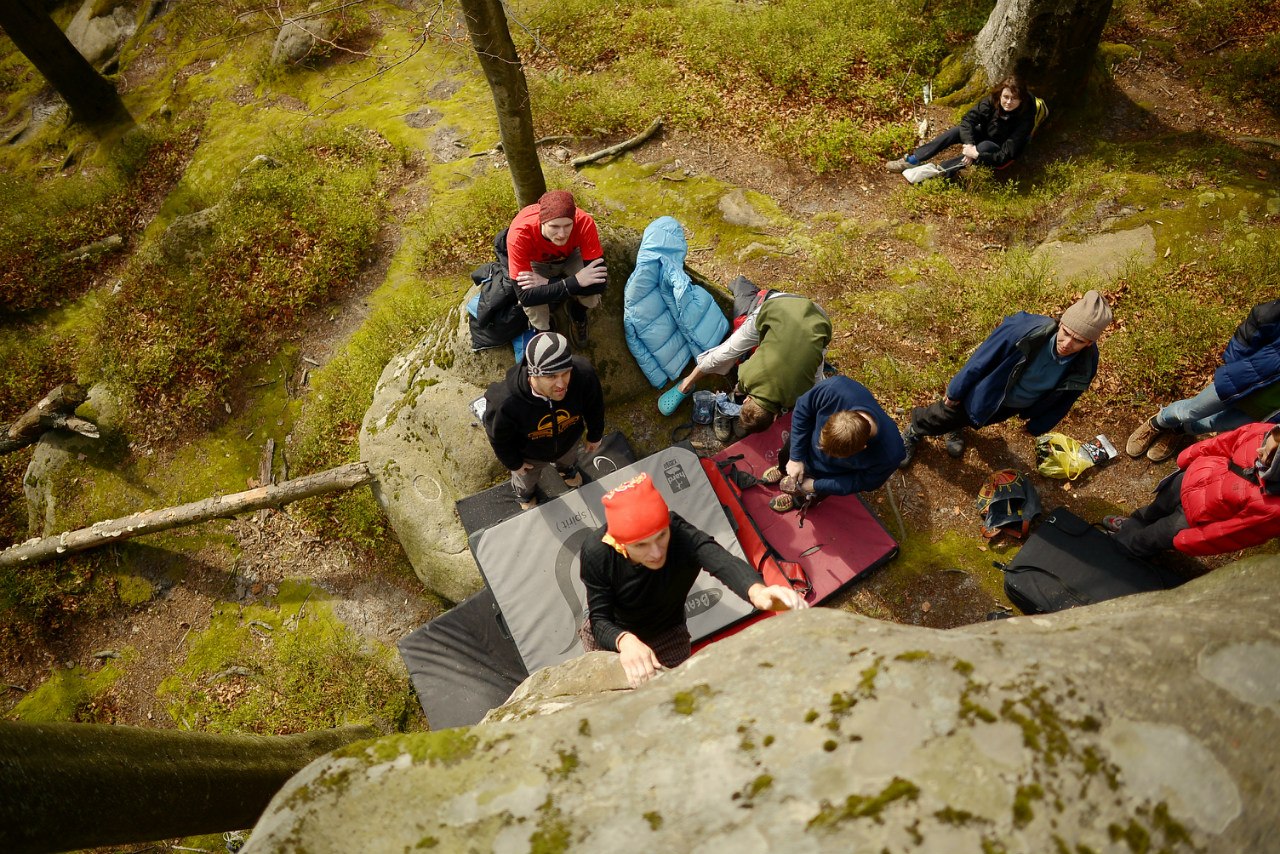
[990,76,1029,112]
[737,397,776,435]
[819,411,871,458]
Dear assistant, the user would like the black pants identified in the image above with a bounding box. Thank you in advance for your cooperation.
[1114,471,1189,558]
[912,127,1003,164]
[909,400,1018,437]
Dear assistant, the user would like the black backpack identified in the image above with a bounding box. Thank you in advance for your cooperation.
[998,507,1182,614]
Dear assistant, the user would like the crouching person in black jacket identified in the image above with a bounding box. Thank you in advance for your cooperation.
[579,472,807,688]
[483,332,605,510]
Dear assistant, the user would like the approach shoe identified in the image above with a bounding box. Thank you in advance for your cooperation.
[885,158,911,173]
[658,385,689,417]
[518,495,538,511]
[560,467,584,489]
[1125,416,1167,458]
[944,430,966,459]
[899,425,921,468]
[1146,430,1183,463]
[1102,515,1127,533]
[713,408,735,443]
[568,306,590,349]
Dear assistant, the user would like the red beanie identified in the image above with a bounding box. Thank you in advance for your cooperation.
[602,473,670,544]
[538,190,576,224]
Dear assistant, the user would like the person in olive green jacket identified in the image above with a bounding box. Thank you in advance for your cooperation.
[661,277,832,434]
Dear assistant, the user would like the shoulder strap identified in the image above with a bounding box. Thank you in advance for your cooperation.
[1228,459,1259,484]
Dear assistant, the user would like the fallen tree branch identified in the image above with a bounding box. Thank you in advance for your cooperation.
[572,117,663,168]
[0,461,374,569]
[1238,136,1280,151]
[1,384,96,455]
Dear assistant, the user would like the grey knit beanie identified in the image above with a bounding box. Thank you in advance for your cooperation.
[525,332,573,376]
[1059,290,1113,342]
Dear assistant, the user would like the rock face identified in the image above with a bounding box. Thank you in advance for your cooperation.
[23,384,124,537]
[247,557,1280,853]
[270,16,337,66]
[358,230,653,602]
[66,0,138,68]
[1033,224,1157,283]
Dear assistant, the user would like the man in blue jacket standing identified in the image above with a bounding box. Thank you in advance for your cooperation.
[1125,299,1280,462]
[763,377,905,512]
[900,291,1113,467]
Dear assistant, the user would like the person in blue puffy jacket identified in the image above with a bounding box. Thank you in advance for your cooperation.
[1126,299,1280,462]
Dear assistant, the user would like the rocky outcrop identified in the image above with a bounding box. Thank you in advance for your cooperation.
[23,384,125,537]
[270,15,337,66]
[247,556,1280,853]
[358,230,658,602]
[1033,224,1157,283]
[66,0,138,69]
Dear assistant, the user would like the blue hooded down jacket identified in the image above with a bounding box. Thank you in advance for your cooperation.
[624,217,729,388]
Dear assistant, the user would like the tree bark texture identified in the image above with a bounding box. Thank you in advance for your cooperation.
[0,721,376,853]
[458,0,546,207]
[0,0,131,128]
[974,0,1113,105]
[0,461,374,569]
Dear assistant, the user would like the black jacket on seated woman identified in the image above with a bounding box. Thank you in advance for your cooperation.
[887,76,1037,174]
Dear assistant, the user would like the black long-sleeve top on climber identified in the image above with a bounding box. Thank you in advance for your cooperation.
[579,512,760,652]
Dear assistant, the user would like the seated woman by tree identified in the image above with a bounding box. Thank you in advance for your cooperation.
[886,76,1040,180]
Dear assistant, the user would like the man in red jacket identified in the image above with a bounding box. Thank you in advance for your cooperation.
[497,190,608,344]
[1105,422,1280,558]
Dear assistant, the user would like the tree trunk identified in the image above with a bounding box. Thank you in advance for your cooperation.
[973,0,1113,105]
[458,0,546,207]
[0,721,375,853]
[0,461,374,569]
[0,0,132,128]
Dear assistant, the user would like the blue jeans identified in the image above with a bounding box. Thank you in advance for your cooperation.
[1155,383,1251,436]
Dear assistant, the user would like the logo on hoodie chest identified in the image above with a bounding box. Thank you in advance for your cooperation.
[530,409,581,439]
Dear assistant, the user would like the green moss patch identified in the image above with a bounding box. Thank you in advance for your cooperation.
[807,777,921,829]
[158,579,411,733]
[6,651,134,723]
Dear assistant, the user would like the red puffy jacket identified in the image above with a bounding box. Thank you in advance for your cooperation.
[1175,422,1280,556]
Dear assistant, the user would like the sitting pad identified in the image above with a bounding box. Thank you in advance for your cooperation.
[712,413,898,603]
[396,588,527,730]
[469,445,756,674]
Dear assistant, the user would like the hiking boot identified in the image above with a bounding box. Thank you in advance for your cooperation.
[885,157,911,173]
[560,467,583,489]
[944,430,966,458]
[899,425,921,468]
[1125,416,1167,458]
[1146,430,1183,463]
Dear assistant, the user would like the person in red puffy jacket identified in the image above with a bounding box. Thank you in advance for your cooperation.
[1106,422,1280,557]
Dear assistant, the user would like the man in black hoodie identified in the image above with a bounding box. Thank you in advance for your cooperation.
[483,332,605,510]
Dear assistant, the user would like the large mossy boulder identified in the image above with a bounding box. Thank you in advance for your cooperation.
[359,229,662,602]
[247,556,1280,852]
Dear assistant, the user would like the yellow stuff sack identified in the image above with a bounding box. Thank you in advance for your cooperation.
[1035,432,1096,480]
